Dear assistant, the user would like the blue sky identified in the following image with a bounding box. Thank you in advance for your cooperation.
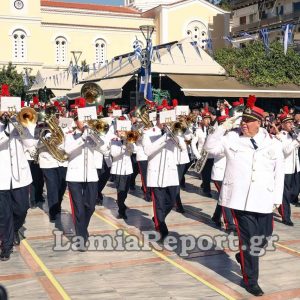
[62,0,123,5]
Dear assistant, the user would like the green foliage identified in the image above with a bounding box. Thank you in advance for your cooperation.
[0,62,34,97]
[152,88,170,105]
[214,41,300,87]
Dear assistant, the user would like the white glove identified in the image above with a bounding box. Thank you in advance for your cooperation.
[222,116,241,131]
[44,132,52,140]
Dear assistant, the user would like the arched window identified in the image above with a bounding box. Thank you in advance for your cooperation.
[12,29,27,61]
[186,20,208,49]
[55,36,67,65]
[95,39,107,65]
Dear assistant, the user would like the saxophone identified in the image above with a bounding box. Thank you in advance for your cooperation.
[189,125,215,174]
[39,115,68,162]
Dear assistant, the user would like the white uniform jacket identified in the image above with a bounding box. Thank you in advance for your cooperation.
[93,133,112,169]
[174,135,190,165]
[211,155,226,182]
[191,126,213,159]
[64,131,98,182]
[21,125,39,161]
[0,124,32,190]
[278,130,300,174]
[142,127,179,188]
[135,139,148,161]
[110,137,133,175]
[204,126,284,213]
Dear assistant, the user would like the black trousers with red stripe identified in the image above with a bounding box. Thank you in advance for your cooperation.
[0,185,30,252]
[137,160,151,201]
[232,209,273,286]
[68,182,98,242]
[97,160,111,197]
[212,181,234,229]
[151,186,177,236]
[176,164,186,209]
[114,174,131,215]
[130,154,139,189]
[280,172,299,221]
[42,167,67,219]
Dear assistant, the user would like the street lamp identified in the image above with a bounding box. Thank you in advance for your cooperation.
[138,25,155,101]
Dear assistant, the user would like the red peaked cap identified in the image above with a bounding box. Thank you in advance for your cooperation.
[0,84,10,96]
[232,97,244,107]
[70,97,86,110]
[157,99,172,112]
[279,106,294,123]
[201,107,211,119]
[145,98,156,109]
[33,96,39,105]
[172,99,178,107]
[217,115,229,124]
[107,102,121,112]
[97,105,103,114]
[21,101,25,108]
[118,116,126,121]
[242,95,264,121]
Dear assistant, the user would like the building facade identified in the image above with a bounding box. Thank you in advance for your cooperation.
[0,0,229,75]
[231,0,300,46]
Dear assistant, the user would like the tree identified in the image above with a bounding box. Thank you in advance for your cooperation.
[214,41,300,86]
[0,62,34,98]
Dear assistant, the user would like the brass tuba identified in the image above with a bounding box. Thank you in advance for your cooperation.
[39,115,68,162]
[80,82,104,104]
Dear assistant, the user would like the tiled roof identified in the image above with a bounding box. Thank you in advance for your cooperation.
[41,1,141,14]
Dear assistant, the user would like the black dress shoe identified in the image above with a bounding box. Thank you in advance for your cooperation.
[245,284,264,296]
[176,206,185,213]
[282,220,294,226]
[211,217,222,228]
[202,192,212,198]
[49,215,56,223]
[13,231,20,246]
[117,213,127,220]
[294,202,300,207]
[0,249,11,261]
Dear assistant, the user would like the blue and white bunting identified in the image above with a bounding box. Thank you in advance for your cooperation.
[177,43,186,62]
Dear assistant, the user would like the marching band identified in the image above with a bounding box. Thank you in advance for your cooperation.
[0,83,300,297]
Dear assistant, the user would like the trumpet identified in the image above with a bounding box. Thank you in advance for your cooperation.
[84,119,109,144]
[125,130,140,144]
[0,107,38,138]
[86,119,109,136]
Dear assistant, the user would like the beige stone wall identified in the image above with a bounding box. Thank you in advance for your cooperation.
[0,0,228,75]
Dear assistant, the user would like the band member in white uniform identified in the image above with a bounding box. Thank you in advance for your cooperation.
[38,108,67,222]
[204,96,284,296]
[110,126,133,219]
[0,112,32,261]
[64,119,99,251]
[191,111,213,197]
[210,116,235,232]
[278,109,300,226]
[142,117,179,241]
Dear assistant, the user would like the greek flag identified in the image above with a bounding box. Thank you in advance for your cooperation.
[139,66,152,100]
[260,28,270,54]
[283,24,295,55]
[133,37,142,60]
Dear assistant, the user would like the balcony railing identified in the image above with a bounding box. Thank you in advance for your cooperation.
[232,10,300,35]
[232,0,273,9]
